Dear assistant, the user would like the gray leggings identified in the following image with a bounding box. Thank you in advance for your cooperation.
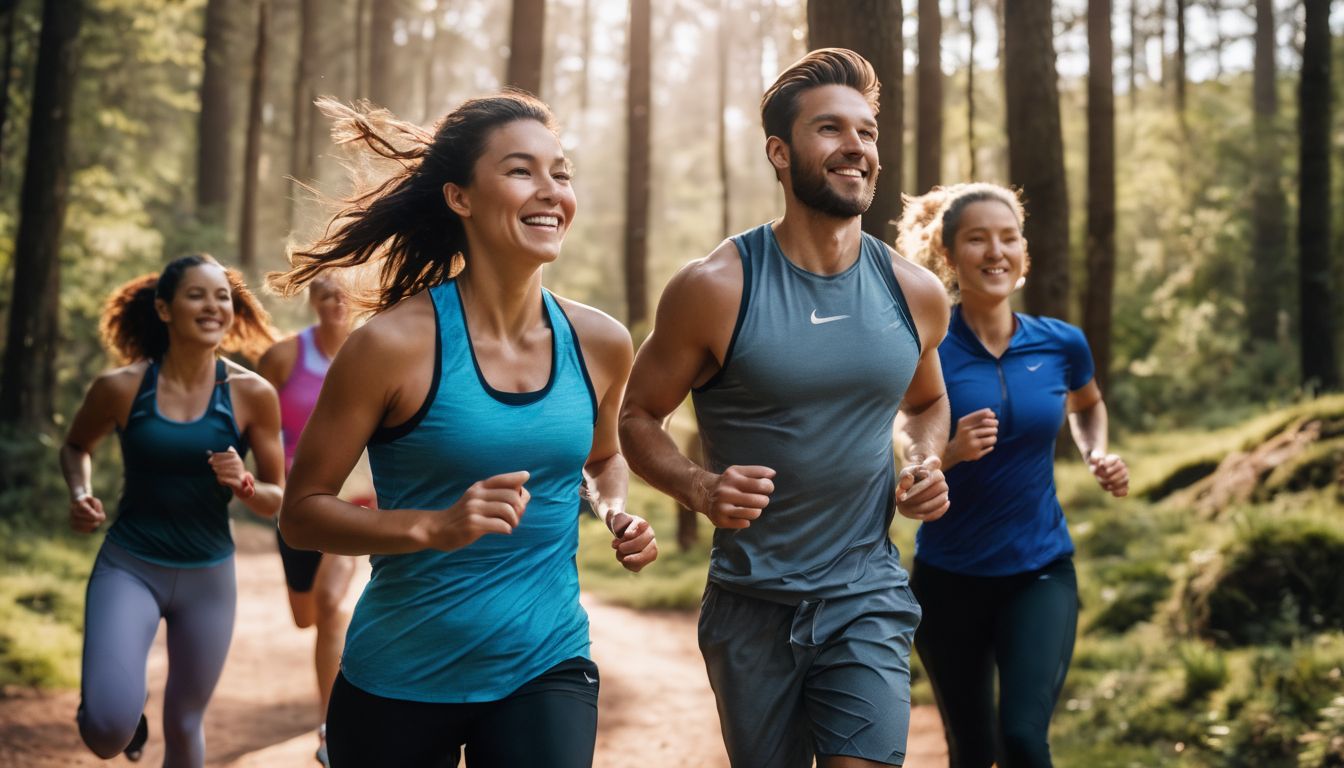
[78,540,236,767]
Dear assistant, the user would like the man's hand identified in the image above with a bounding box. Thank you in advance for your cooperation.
[1087,451,1129,498]
[896,456,949,522]
[694,465,776,529]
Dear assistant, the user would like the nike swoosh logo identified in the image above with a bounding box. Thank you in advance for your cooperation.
[810,309,851,325]
[583,672,597,684]
[1026,363,1043,372]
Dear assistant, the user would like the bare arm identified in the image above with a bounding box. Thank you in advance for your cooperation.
[60,369,136,532]
[564,300,656,572]
[618,246,775,529]
[1067,380,1129,497]
[891,251,952,521]
[213,369,285,518]
[279,296,527,555]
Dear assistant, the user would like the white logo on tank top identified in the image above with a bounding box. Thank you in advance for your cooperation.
[809,309,851,325]
[1026,362,1043,372]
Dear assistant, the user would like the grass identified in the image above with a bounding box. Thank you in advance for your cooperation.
[0,524,98,690]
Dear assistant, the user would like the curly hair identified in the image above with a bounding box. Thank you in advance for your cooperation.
[100,254,277,364]
[896,182,1027,298]
[269,91,558,312]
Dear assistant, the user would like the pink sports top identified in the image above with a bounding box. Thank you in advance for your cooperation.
[278,326,331,470]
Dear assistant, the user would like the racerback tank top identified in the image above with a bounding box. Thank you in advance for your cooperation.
[278,326,331,470]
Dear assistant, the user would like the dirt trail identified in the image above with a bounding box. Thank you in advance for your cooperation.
[0,524,947,767]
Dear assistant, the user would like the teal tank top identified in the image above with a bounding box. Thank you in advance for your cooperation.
[345,281,598,704]
[691,223,922,603]
[108,359,247,567]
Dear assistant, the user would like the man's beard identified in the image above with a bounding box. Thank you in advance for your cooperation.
[789,159,878,219]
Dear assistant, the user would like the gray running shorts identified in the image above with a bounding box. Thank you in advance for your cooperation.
[698,581,922,767]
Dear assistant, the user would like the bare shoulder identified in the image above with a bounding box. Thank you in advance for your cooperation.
[349,290,436,363]
[554,296,633,362]
[88,361,150,403]
[886,244,951,345]
[658,239,743,326]
[223,358,278,404]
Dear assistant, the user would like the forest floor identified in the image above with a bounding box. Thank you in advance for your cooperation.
[0,522,948,767]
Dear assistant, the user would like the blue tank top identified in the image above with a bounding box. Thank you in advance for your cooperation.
[108,359,247,568]
[690,223,922,603]
[345,281,598,704]
[915,307,1094,576]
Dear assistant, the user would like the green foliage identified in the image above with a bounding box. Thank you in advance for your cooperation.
[0,520,97,689]
[1087,559,1172,635]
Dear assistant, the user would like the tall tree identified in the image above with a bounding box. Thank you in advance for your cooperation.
[1247,0,1285,345]
[506,0,546,96]
[0,0,87,429]
[198,0,234,224]
[624,0,651,326]
[1004,0,1070,320]
[917,0,943,191]
[718,0,731,237]
[966,0,977,178]
[1128,0,1140,112]
[1174,0,1186,122]
[369,0,411,111]
[1084,0,1116,392]
[354,0,370,99]
[808,0,904,242]
[0,0,20,185]
[1298,0,1335,388]
[239,0,268,275]
[290,0,318,189]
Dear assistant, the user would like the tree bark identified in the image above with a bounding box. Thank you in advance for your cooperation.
[966,0,977,178]
[1174,0,1186,122]
[290,0,318,188]
[1247,0,1285,345]
[354,0,369,99]
[624,0,651,326]
[239,0,268,276]
[0,0,86,429]
[718,0,731,237]
[506,0,546,96]
[369,0,411,111]
[1085,0,1116,393]
[197,0,234,224]
[808,0,904,242]
[917,0,943,191]
[1128,0,1139,112]
[1004,0,1070,320]
[1298,0,1335,388]
[0,2,19,186]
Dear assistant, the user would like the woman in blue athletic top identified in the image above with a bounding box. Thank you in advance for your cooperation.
[270,93,658,767]
[895,183,1129,768]
[61,254,284,765]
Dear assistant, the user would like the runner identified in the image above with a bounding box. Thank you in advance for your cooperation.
[619,48,952,768]
[60,254,283,766]
[269,92,658,767]
[895,182,1130,767]
[257,274,357,766]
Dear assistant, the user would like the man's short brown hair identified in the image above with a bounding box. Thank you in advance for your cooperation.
[760,48,881,143]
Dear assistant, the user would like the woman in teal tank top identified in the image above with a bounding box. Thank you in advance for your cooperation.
[60,254,286,765]
[269,93,658,767]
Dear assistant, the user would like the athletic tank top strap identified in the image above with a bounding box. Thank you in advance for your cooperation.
[279,327,331,464]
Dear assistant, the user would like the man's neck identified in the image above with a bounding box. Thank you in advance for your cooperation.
[770,201,865,276]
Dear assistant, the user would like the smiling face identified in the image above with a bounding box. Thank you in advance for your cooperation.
[774,84,879,219]
[947,200,1028,304]
[444,119,576,266]
[155,263,234,350]
[308,275,349,328]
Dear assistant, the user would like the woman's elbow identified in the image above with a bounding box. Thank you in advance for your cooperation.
[277,495,320,549]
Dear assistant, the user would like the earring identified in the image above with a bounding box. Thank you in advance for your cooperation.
[448,251,466,278]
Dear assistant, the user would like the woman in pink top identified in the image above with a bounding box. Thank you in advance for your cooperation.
[257,275,356,766]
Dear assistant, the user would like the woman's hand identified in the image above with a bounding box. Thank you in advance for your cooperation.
[946,408,998,467]
[69,491,106,533]
[608,510,658,573]
[1087,450,1129,497]
[425,471,531,551]
[207,446,255,498]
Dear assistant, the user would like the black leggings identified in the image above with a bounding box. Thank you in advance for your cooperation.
[326,657,599,768]
[910,557,1078,768]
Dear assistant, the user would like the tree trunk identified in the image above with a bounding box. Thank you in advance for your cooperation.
[718,0,731,237]
[808,0,904,242]
[1247,0,1285,345]
[1004,0,1070,320]
[506,0,546,96]
[197,0,234,224]
[369,0,410,111]
[624,0,651,327]
[917,0,942,191]
[290,0,318,189]
[1174,0,1186,123]
[1085,0,1116,393]
[0,2,18,186]
[579,0,592,116]
[1298,0,1335,388]
[354,0,369,99]
[966,0,977,178]
[239,0,268,276]
[1128,0,1139,112]
[0,0,86,430]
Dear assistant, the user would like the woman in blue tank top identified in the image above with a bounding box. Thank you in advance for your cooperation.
[269,92,658,767]
[895,184,1130,768]
[60,254,285,765]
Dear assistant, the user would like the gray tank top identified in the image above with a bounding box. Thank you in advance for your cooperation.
[691,222,921,603]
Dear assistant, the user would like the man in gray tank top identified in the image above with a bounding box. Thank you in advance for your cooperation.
[620,49,952,768]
